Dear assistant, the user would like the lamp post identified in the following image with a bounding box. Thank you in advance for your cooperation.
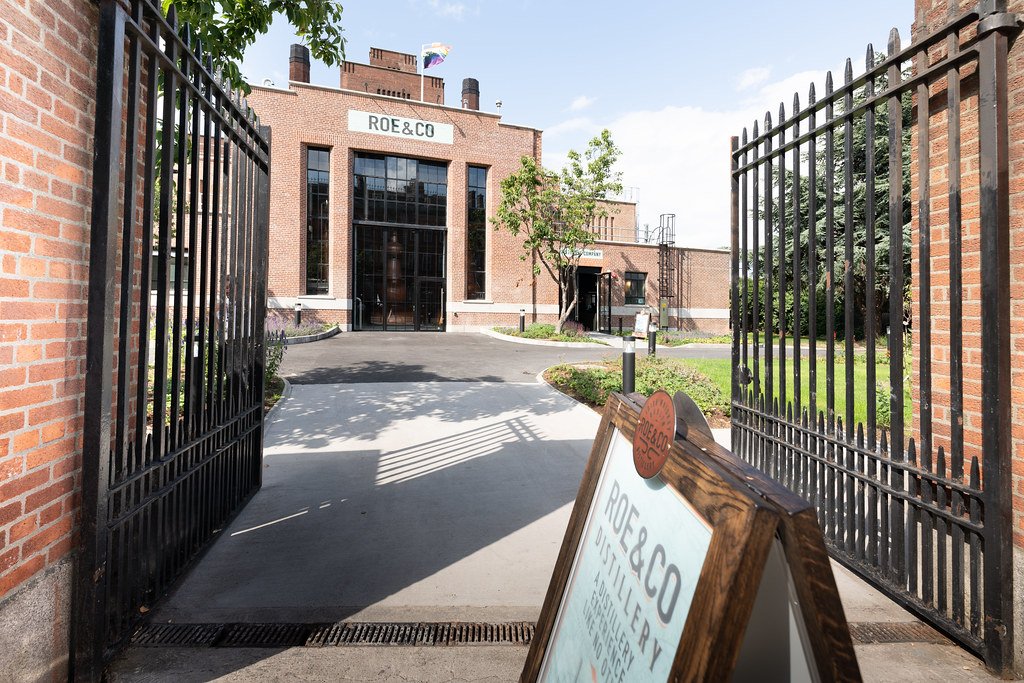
[648,320,657,357]
[622,336,635,394]
[294,301,302,327]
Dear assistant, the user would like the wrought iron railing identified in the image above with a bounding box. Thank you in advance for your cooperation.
[75,0,270,677]
[730,1,1017,673]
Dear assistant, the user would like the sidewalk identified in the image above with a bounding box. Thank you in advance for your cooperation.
[107,382,1002,682]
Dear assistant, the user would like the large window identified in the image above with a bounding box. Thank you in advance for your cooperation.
[306,148,330,294]
[466,166,487,300]
[624,271,646,305]
[353,153,448,227]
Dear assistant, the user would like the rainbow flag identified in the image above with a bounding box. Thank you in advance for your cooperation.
[422,43,451,69]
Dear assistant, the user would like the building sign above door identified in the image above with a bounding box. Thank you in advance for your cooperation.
[348,110,454,144]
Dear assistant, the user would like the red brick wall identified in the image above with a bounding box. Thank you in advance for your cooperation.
[911,0,1024,552]
[0,0,96,601]
[340,62,444,104]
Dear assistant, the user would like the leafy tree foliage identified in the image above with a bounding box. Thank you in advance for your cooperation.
[747,56,911,341]
[493,130,623,333]
[166,0,346,92]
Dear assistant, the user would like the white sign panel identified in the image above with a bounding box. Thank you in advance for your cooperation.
[561,248,604,260]
[348,110,454,144]
[538,429,713,682]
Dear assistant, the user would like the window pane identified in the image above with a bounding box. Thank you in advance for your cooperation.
[466,165,487,300]
[306,147,330,295]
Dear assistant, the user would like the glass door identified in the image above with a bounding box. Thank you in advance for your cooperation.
[353,225,446,331]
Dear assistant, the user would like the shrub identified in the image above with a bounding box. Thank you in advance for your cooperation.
[520,323,556,339]
[546,357,729,417]
[265,330,287,385]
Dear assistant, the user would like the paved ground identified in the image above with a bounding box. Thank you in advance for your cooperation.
[150,382,599,625]
[108,331,1005,681]
[278,331,731,384]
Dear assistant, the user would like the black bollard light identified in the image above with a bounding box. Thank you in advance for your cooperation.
[648,321,657,357]
[294,301,302,327]
[622,336,635,394]
[519,308,526,333]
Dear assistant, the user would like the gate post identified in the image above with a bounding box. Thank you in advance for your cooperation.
[977,0,1015,674]
[71,0,125,679]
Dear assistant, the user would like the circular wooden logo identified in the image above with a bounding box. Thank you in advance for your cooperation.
[633,390,676,479]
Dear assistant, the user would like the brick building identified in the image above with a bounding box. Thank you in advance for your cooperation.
[247,45,730,335]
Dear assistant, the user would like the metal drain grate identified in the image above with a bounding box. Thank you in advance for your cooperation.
[131,621,536,648]
[848,621,949,644]
[131,623,222,647]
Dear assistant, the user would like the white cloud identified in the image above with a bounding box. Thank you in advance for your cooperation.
[541,67,838,251]
[736,67,770,91]
[427,0,468,19]
[543,117,600,140]
[569,95,596,112]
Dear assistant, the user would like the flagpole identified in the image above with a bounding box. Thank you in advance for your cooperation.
[420,43,426,102]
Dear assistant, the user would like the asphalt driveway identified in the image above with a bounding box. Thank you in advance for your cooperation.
[278,331,732,383]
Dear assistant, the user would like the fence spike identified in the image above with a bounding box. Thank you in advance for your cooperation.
[969,456,979,489]
[778,101,786,122]
[844,58,853,84]
[752,119,759,138]
[826,70,834,96]
[808,81,816,105]
[181,23,192,49]
[880,429,888,454]
[908,437,917,465]
[801,407,808,427]
[857,421,864,443]
[889,27,901,55]
[793,92,800,116]
[741,127,748,145]
[764,110,772,131]
[866,43,875,71]
[937,445,946,476]
[166,4,177,29]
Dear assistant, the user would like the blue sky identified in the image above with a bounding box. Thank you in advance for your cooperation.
[241,1,913,249]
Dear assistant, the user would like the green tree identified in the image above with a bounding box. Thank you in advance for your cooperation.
[166,0,346,92]
[493,130,623,333]
[751,54,912,341]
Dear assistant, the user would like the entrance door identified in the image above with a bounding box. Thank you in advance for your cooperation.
[573,266,601,331]
[353,225,447,331]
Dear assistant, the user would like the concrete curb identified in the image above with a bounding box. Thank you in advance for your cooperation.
[263,377,292,430]
[479,327,610,348]
[284,325,341,345]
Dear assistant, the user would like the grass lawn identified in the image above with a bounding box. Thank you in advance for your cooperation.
[493,324,608,345]
[679,355,912,432]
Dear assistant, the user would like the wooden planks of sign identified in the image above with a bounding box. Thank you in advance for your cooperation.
[521,391,861,682]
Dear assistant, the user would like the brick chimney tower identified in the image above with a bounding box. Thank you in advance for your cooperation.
[461,78,480,110]
[289,44,310,83]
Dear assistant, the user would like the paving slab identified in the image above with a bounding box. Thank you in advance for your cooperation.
[152,381,600,624]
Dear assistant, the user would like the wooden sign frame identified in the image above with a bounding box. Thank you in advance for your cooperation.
[521,392,861,682]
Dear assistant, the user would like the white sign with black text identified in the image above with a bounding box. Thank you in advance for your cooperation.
[348,110,454,144]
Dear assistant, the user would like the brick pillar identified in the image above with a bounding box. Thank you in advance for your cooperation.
[912,0,1024,673]
[0,0,98,677]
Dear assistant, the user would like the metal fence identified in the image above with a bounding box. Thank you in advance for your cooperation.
[74,0,270,677]
[729,1,1016,673]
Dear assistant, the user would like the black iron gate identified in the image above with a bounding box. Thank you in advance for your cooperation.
[730,2,1016,674]
[73,0,270,677]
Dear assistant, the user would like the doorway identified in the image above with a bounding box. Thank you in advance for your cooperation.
[573,266,601,331]
[353,225,446,331]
